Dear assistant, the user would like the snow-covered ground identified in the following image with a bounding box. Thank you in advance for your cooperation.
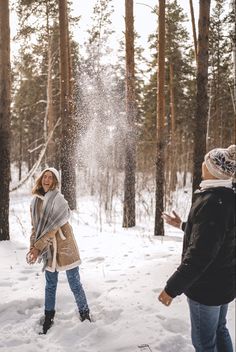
[0,183,235,352]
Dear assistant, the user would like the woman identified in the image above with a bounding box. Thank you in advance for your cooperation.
[159,145,236,352]
[27,167,91,334]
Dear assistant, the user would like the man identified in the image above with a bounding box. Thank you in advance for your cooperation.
[159,145,236,352]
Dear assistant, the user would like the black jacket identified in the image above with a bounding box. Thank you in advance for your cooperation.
[165,186,236,306]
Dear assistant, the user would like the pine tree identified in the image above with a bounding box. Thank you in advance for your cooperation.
[12,0,79,183]
[192,0,211,193]
[12,50,46,172]
[58,0,77,209]
[123,0,136,228]
[140,1,196,195]
[0,0,11,241]
[13,0,60,173]
[207,0,235,148]
[154,0,166,237]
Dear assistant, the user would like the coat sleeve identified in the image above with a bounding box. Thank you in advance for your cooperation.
[165,195,227,298]
[30,195,61,252]
[30,206,36,248]
[181,222,186,231]
[33,229,58,252]
[29,204,57,250]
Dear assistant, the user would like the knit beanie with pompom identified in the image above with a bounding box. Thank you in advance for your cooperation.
[204,145,236,180]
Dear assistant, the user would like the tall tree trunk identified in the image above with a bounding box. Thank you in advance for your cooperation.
[169,63,175,134]
[18,115,23,181]
[189,0,197,60]
[0,0,11,241]
[46,34,57,166]
[154,0,166,236]
[192,0,211,194]
[233,0,236,115]
[58,0,77,210]
[123,0,136,228]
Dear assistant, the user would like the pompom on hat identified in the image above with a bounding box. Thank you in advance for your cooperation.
[204,145,236,180]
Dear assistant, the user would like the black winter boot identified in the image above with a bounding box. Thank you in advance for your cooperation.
[41,310,55,334]
[80,310,91,322]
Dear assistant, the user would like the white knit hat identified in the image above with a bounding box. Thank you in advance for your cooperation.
[39,167,60,184]
[204,145,236,180]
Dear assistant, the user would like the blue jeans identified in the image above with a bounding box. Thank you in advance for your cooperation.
[188,298,233,352]
[45,267,89,314]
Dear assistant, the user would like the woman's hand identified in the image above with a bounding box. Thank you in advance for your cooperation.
[158,290,173,306]
[162,210,182,229]
[26,247,40,264]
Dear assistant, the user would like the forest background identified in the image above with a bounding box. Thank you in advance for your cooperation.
[0,0,235,240]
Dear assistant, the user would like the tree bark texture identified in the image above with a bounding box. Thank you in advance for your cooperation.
[192,0,211,194]
[233,0,236,116]
[189,0,197,60]
[0,0,11,241]
[123,0,136,228]
[46,34,57,166]
[58,0,77,210]
[169,63,175,134]
[154,0,166,236]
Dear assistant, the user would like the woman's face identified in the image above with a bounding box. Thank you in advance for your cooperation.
[41,171,54,192]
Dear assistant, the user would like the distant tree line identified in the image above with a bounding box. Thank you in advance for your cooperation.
[0,0,235,240]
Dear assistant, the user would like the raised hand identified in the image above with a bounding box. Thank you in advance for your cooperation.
[162,210,182,229]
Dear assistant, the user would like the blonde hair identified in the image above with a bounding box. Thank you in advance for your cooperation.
[32,170,59,195]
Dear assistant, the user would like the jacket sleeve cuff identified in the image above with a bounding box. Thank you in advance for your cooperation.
[181,222,186,231]
[34,240,45,252]
[164,268,190,298]
[164,285,176,298]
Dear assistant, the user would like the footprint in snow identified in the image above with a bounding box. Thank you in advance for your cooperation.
[87,257,105,263]
[155,313,165,321]
[160,318,189,334]
[95,308,123,324]
[20,268,35,274]
[89,291,101,299]
[0,281,13,287]
[105,279,118,283]
[18,276,28,281]
[157,334,192,352]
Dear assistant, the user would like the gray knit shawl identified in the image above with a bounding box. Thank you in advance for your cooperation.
[31,189,70,243]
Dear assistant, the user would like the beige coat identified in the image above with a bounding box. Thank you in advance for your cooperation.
[30,196,81,272]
